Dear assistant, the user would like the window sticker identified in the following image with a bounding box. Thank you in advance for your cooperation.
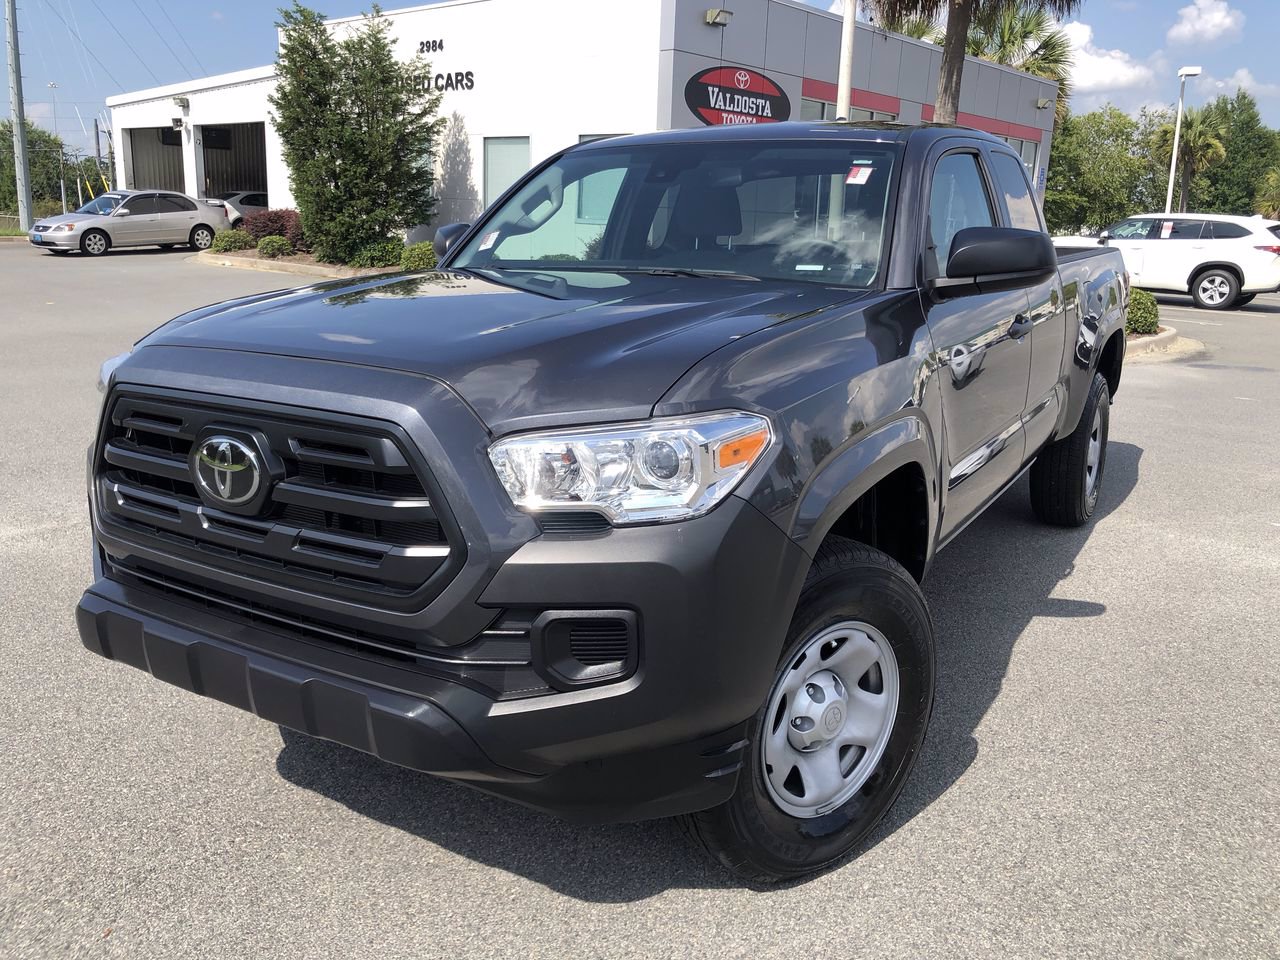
[845,164,873,186]
[1160,221,1173,239]
[479,230,500,250]
[795,264,824,271]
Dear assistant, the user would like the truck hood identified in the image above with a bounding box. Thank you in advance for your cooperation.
[139,269,865,433]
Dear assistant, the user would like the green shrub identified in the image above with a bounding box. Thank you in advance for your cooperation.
[400,240,437,272]
[210,229,255,253]
[350,238,404,268]
[1126,288,1159,335]
[257,235,293,259]
[243,209,306,251]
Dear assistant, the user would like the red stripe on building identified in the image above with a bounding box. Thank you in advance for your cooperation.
[801,78,901,115]
[917,104,1045,142]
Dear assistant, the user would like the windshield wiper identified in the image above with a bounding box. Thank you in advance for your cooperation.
[617,267,760,282]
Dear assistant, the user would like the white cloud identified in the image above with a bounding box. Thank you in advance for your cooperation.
[1200,67,1280,99]
[1063,21,1156,95]
[1166,0,1244,45]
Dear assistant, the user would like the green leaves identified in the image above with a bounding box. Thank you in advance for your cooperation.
[269,2,444,264]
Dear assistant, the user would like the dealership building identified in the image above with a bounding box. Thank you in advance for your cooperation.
[106,0,1059,229]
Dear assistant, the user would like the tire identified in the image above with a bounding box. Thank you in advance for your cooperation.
[1030,372,1110,527]
[1233,293,1256,307]
[1191,268,1239,310]
[189,225,215,250]
[231,218,243,231]
[80,230,110,256]
[679,538,935,883]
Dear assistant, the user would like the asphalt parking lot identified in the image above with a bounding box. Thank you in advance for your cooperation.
[2,244,1278,958]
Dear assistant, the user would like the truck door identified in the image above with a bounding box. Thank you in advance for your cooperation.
[921,149,1032,540]
[988,150,1066,455]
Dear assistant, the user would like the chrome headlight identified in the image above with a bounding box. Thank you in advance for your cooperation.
[97,351,130,394]
[488,412,773,525]
[52,222,77,232]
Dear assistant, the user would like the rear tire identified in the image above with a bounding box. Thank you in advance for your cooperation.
[1030,372,1110,527]
[80,230,110,256]
[1191,268,1239,310]
[189,225,215,250]
[679,538,935,883]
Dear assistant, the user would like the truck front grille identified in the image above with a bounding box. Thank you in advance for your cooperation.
[95,390,463,614]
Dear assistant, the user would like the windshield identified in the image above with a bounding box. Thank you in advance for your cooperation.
[451,139,902,287]
[76,194,126,216]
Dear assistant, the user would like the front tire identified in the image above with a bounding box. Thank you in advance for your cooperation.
[680,538,935,882]
[1191,268,1239,310]
[80,230,110,256]
[189,225,215,250]
[1030,372,1110,526]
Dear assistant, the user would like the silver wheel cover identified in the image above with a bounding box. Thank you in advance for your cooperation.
[1085,405,1103,498]
[761,620,899,818]
[1198,275,1230,305]
[85,234,105,254]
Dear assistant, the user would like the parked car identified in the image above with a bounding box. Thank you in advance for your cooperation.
[211,190,269,228]
[80,122,1128,882]
[1057,213,1280,309]
[29,189,230,256]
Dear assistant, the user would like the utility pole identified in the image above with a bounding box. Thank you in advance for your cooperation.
[5,0,33,230]
[48,81,67,213]
[104,125,114,190]
[94,117,102,175]
[827,0,856,239]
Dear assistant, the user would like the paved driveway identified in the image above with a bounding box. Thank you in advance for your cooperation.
[2,245,1277,958]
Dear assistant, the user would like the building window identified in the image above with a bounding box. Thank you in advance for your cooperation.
[484,137,530,208]
[1001,136,1039,174]
[800,98,895,122]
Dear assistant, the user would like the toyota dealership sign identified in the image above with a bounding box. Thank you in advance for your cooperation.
[684,66,792,126]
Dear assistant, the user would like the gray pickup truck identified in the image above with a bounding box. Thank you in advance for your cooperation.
[79,122,1127,882]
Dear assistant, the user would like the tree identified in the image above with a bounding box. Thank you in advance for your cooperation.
[871,10,939,38]
[270,2,444,263]
[964,4,1072,122]
[865,0,1082,123]
[1256,169,1280,219]
[1152,106,1226,212]
[1042,106,1145,234]
[1198,90,1280,215]
[1,120,67,213]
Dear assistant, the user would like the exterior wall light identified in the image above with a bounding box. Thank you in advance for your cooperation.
[705,8,733,26]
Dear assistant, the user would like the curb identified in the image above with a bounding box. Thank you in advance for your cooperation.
[192,250,393,280]
[0,235,29,243]
[1125,325,1180,357]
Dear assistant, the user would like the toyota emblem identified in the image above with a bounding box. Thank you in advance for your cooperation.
[193,436,261,506]
[734,70,751,89]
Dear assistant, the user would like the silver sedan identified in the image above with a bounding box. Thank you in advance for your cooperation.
[28,189,231,256]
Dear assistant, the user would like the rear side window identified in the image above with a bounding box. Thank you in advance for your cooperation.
[1208,220,1250,239]
[158,195,196,212]
[989,152,1042,231]
[1155,219,1204,240]
[928,152,995,267]
[1270,225,1280,240]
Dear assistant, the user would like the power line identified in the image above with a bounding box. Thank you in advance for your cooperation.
[130,0,192,80]
[36,0,123,89]
[84,0,161,86]
[154,0,207,76]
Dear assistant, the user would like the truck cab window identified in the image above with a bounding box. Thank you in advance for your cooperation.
[928,153,995,270]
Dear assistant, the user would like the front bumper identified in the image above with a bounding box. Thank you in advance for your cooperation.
[30,231,77,249]
[78,495,810,822]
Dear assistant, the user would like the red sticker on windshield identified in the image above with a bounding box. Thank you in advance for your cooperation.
[846,165,872,186]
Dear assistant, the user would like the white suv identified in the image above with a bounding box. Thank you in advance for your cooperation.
[1065,213,1280,310]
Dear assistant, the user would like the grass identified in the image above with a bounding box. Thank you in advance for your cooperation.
[0,225,26,237]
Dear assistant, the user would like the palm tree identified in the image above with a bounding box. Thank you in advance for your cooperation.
[864,0,1083,124]
[1255,169,1280,219]
[872,11,940,39]
[1153,107,1227,212]
[964,4,1073,123]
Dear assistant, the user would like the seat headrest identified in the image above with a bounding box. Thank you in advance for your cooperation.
[669,184,742,240]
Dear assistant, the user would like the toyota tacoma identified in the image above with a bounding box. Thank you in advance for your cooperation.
[78,122,1127,882]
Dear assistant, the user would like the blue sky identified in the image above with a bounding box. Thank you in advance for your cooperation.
[3,0,1278,157]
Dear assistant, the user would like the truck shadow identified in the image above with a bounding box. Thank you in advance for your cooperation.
[275,441,1143,899]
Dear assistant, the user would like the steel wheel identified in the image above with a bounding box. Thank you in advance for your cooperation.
[761,620,899,818]
[1197,274,1230,306]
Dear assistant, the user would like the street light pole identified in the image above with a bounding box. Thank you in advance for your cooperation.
[1164,65,1202,214]
[49,81,68,213]
[828,0,856,239]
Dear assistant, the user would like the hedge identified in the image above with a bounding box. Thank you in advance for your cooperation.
[257,235,293,259]
[243,209,306,251]
[1126,288,1159,335]
[350,239,404,268]
[401,240,437,272]
[210,229,255,253]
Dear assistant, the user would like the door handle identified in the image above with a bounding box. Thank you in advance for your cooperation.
[1009,313,1033,338]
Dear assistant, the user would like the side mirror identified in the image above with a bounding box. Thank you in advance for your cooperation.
[433,222,471,257]
[1097,231,1110,244]
[115,208,131,217]
[934,226,1057,295]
